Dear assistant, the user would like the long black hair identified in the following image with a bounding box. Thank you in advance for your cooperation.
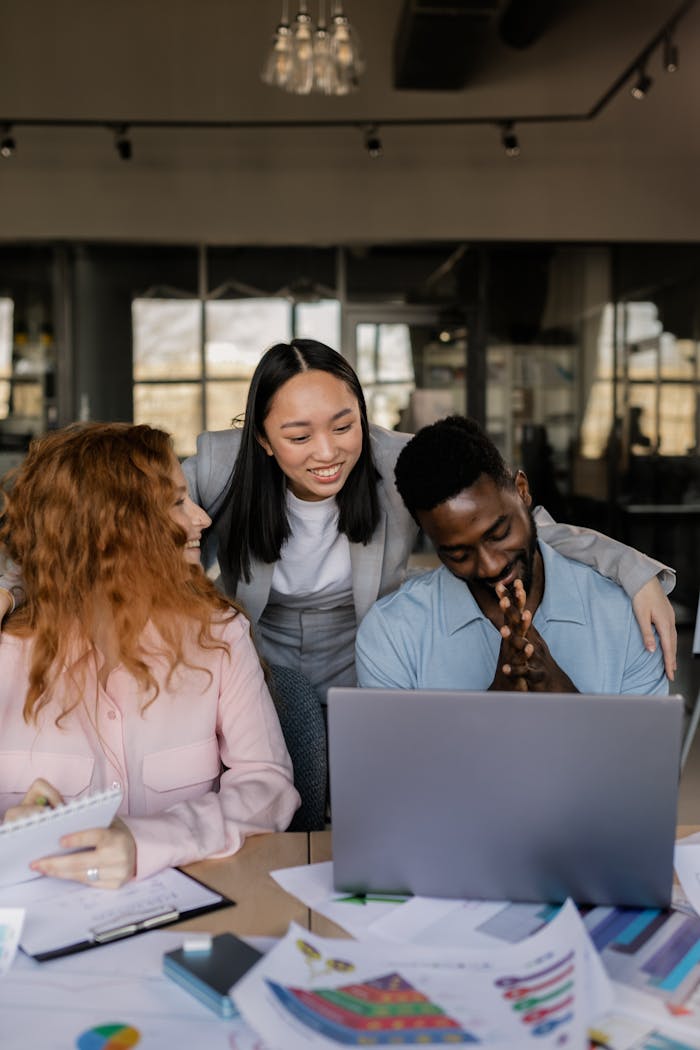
[223,339,380,587]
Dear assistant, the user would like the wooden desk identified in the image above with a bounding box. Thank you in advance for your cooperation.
[308,829,349,938]
[174,831,310,937]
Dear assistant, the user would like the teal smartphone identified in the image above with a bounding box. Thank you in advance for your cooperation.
[163,932,262,1019]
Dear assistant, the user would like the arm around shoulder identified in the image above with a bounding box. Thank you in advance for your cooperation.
[534,507,677,680]
[534,507,675,597]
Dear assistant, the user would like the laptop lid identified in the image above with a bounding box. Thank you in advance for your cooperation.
[327,688,683,908]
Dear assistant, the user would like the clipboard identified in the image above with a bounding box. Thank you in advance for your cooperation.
[0,866,235,962]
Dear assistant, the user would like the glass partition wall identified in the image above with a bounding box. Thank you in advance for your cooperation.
[0,240,698,602]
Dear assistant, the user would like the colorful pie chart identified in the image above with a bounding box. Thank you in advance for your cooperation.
[76,1023,141,1050]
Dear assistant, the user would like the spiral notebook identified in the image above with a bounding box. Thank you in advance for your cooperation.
[0,786,123,889]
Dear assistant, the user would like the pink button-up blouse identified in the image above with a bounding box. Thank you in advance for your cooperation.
[0,613,300,879]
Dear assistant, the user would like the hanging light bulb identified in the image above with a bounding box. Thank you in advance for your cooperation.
[312,0,337,95]
[261,1,294,89]
[288,2,315,94]
[329,1,365,95]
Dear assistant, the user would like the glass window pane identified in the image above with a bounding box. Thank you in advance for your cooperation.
[626,388,657,451]
[206,381,251,433]
[11,380,43,419]
[660,335,696,380]
[295,300,341,348]
[0,299,12,379]
[0,298,13,421]
[205,299,291,378]
[356,322,416,387]
[356,323,378,384]
[579,380,614,459]
[624,302,663,382]
[0,379,10,421]
[364,382,415,431]
[132,299,201,380]
[133,383,202,458]
[659,385,695,456]
[376,325,414,382]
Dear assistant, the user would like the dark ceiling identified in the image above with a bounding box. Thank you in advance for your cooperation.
[394,0,572,91]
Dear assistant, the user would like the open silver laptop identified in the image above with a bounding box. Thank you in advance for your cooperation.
[327,688,683,907]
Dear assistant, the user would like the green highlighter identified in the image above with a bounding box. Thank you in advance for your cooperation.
[163,932,262,1019]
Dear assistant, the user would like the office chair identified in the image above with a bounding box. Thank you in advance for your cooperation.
[680,594,700,770]
[267,664,327,832]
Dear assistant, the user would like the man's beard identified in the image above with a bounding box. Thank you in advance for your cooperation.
[477,508,539,595]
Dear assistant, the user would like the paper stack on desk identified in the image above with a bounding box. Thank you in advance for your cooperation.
[231,901,609,1049]
[272,859,700,1050]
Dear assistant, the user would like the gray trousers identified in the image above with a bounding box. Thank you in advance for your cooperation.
[256,604,357,701]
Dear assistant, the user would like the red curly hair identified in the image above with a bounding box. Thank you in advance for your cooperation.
[0,422,240,723]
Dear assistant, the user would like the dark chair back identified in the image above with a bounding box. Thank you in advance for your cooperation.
[268,664,327,831]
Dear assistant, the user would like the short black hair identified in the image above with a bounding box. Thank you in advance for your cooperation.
[394,415,513,517]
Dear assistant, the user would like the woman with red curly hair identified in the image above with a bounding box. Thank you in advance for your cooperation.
[0,423,299,887]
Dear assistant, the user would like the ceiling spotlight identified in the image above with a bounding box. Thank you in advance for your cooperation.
[501,122,520,157]
[114,125,132,161]
[0,125,16,158]
[631,68,653,100]
[663,34,679,73]
[364,125,382,158]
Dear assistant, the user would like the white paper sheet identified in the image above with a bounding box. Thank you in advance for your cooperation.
[0,907,24,975]
[0,929,268,1050]
[675,841,700,917]
[271,860,407,937]
[233,900,611,1050]
[368,895,513,948]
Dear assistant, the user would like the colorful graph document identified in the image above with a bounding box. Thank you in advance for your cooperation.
[232,900,611,1049]
[369,896,700,1047]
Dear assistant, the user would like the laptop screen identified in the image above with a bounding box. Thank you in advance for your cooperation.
[328,688,683,907]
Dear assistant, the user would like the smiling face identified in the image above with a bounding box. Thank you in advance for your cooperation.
[257,369,364,501]
[168,459,212,564]
[415,471,540,615]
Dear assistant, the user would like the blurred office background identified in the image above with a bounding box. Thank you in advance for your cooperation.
[1,1,699,753]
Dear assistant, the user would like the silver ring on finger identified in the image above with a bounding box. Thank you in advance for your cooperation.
[86,866,99,882]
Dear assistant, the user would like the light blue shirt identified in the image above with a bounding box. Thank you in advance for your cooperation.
[356,540,668,695]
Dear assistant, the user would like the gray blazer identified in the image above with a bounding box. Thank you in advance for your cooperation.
[183,423,419,625]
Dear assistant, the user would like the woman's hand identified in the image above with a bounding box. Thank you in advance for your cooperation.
[0,587,13,625]
[30,817,137,889]
[632,576,677,681]
[3,777,64,822]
